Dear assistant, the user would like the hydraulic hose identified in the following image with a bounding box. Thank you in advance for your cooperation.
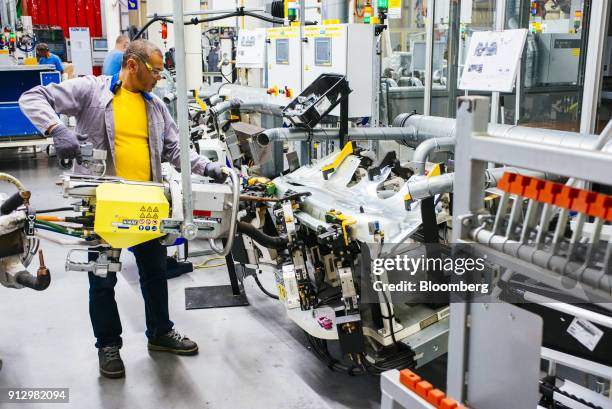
[237,221,288,250]
[0,173,26,192]
[135,8,315,41]
[34,224,83,238]
[209,167,240,257]
[133,15,173,40]
[36,207,73,214]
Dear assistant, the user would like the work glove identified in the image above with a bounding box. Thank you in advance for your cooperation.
[50,124,82,165]
[203,162,228,183]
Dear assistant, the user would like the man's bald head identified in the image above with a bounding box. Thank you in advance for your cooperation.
[121,39,162,68]
[115,35,130,51]
[120,39,164,93]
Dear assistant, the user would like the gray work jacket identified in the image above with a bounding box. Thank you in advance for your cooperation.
[19,74,207,182]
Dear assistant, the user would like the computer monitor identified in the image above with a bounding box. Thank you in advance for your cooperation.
[92,38,108,51]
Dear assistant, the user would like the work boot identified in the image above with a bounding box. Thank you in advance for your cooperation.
[98,346,125,379]
[147,329,199,355]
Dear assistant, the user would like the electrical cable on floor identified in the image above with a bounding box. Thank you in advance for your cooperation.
[193,256,226,269]
[252,273,279,299]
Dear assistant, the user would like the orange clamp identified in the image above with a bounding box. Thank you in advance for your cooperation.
[524,178,546,201]
[399,370,469,409]
[415,381,433,399]
[440,398,459,409]
[538,181,562,204]
[588,194,612,220]
[399,369,421,390]
[509,175,532,196]
[426,389,446,406]
[498,172,517,193]
[555,186,580,209]
[572,190,598,214]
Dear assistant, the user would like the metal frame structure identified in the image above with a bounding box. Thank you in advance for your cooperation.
[379,94,612,408]
[448,95,612,405]
[171,0,197,240]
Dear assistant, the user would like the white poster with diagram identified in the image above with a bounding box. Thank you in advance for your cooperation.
[236,28,266,68]
[459,29,528,93]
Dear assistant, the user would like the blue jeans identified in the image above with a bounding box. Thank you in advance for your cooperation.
[88,239,173,348]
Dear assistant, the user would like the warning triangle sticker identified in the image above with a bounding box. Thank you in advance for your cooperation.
[147,206,153,212]
[140,206,146,212]
[140,212,146,218]
[146,213,152,219]
[153,214,158,219]
[153,207,159,212]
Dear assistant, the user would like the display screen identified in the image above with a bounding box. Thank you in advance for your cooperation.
[314,37,332,66]
[275,39,289,64]
[92,38,108,51]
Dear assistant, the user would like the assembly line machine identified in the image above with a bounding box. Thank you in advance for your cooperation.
[1,1,611,408]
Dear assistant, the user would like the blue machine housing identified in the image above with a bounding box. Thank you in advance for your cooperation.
[0,65,61,139]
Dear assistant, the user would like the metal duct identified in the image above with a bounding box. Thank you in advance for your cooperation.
[239,101,285,117]
[412,136,455,175]
[400,114,603,151]
[404,168,549,201]
[208,99,242,117]
[256,126,434,147]
[257,115,605,167]
[209,99,285,117]
[321,0,349,23]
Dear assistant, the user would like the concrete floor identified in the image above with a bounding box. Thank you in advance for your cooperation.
[0,149,386,409]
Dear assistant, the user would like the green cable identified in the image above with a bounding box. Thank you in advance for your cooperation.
[35,224,84,238]
[36,219,83,233]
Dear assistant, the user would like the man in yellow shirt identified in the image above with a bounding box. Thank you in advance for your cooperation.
[20,40,227,379]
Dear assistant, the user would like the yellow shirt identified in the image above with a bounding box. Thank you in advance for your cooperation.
[113,87,151,181]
